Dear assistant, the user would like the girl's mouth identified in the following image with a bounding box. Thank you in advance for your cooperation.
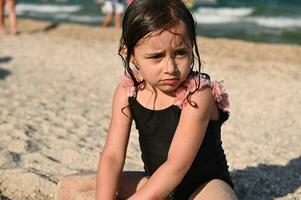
[161,78,178,85]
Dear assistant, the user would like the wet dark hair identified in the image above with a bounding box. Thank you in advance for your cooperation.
[118,0,202,97]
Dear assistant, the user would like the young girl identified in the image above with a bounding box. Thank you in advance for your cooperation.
[59,0,237,199]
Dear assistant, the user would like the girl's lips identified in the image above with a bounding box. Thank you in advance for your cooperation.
[161,78,178,85]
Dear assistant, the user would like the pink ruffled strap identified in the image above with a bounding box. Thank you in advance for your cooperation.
[211,80,229,112]
[173,75,229,112]
[119,67,141,97]
[119,72,229,112]
[119,74,136,97]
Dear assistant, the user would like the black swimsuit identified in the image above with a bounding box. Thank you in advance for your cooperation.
[129,96,234,200]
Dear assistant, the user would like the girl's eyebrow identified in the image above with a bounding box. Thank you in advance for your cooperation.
[145,46,190,56]
[144,51,165,56]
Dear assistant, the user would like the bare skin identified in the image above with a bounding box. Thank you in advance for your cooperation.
[113,12,122,28]
[58,173,237,200]
[0,0,19,34]
[102,13,113,27]
[58,171,148,200]
[188,179,238,200]
[101,1,123,28]
[102,12,122,28]
[0,0,6,32]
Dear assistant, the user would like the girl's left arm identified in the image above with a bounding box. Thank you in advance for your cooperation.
[128,87,217,200]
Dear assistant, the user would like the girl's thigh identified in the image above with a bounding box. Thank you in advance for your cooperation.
[188,179,237,200]
[58,172,96,200]
[58,171,148,200]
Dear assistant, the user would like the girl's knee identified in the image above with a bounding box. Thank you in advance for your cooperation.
[189,179,237,200]
[58,174,96,200]
[58,174,96,191]
[58,176,77,197]
[57,177,73,200]
[58,176,71,191]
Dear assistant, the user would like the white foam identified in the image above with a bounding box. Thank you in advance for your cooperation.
[16,3,81,14]
[194,7,301,29]
[194,7,253,24]
[247,17,301,28]
[69,15,103,23]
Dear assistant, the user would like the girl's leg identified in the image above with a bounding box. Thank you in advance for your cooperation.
[58,172,96,200]
[102,12,113,27]
[188,179,238,200]
[6,0,18,34]
[0,0,5,32]
[58,171,148,200]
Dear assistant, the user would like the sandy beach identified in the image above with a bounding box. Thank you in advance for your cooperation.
[0,19,300,200]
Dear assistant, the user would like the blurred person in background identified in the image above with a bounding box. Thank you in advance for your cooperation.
[0,0,19,34]
[101,0,126,28]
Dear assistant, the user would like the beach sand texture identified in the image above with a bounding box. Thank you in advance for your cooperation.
[0,19,300,200]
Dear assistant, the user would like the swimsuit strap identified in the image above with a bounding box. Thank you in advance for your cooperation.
[120,71,229,112]
[173,73,229,112]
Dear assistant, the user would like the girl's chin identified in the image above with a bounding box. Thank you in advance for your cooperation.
[158,85,180,94]
[143,82,181,94]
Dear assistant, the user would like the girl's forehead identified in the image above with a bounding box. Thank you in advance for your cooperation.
[137,21,190,49]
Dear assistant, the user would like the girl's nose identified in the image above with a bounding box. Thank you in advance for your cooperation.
[165,58,177,74]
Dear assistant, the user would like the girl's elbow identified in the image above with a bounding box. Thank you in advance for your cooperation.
[98,152,124,170]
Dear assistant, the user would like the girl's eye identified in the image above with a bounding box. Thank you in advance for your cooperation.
[175,50,187,56]
[149,54,163,60]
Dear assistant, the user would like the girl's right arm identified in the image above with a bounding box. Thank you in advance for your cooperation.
[96,84,132,200]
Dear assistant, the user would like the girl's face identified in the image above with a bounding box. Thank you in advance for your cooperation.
[132,21,192,95]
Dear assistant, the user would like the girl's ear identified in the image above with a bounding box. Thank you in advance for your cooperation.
[130,55,139,68]
[131,57,137,66]
[122,46,138,67]
[121,45,128,57]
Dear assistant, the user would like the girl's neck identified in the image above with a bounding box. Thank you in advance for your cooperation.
[137,84,176,111]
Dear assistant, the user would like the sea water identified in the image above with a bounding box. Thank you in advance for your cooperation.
[11,0,301,45]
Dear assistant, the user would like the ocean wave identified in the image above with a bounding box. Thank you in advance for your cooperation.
[54,14,103,23]
[247,17,301,28]
[194,7,301,28]
[16,3,81,14]
[22,11,102,23]
[194,7,253,24]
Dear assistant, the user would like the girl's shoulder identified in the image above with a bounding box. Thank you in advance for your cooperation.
[118,67,143,98]
[119,73,137,98]
[173,72,229,112]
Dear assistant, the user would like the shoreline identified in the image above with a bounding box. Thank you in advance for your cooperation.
[9,18,301,46]
[0,18,300,200]
[13,18,301,66]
